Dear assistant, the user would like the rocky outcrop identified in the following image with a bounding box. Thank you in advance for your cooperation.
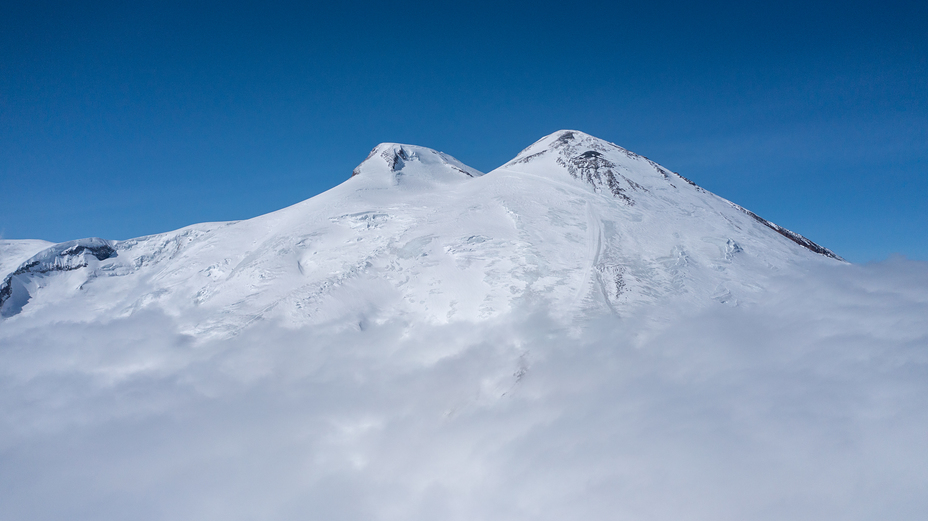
[728,202,842,260]
[0,238,116,315]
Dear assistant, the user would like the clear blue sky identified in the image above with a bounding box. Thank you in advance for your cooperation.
[2,0,925,263]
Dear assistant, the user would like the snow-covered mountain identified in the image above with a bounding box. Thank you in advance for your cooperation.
[0,130,839,330]
[5,131,925,521]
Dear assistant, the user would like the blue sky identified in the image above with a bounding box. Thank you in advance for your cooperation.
[1,0,925,262]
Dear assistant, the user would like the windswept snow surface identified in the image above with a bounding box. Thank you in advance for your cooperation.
[1,131,926,520]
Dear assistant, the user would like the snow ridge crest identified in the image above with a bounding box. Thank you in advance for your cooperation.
[0,238,116,316]
[351,143,483,182]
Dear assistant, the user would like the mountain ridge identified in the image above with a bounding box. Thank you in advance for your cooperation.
[1,130,840,327]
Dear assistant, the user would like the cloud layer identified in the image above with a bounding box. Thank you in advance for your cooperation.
[1,258,926,520]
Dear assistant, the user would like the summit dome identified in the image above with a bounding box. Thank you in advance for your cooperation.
[350,143,483,187]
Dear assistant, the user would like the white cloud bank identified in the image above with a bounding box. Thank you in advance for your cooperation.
[1,258,926,520]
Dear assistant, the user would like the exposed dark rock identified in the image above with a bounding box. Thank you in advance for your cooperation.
[383,147,411,171]
[729,203,842,260]
[507,150,549,165]
[557,150,635,204]
[0,238,117,314]
[450,165,475,178]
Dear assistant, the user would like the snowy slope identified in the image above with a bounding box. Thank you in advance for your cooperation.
[0,239,54,279]
[0,131,840,331]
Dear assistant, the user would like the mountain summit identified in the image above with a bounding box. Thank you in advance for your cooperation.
[1,130,839,329]
[510,130,839,257]
[350,143,484,186]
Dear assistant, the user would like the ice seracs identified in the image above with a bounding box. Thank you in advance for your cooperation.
[0,131,842,328]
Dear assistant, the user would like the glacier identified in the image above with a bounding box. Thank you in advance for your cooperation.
[0,130,925,521]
